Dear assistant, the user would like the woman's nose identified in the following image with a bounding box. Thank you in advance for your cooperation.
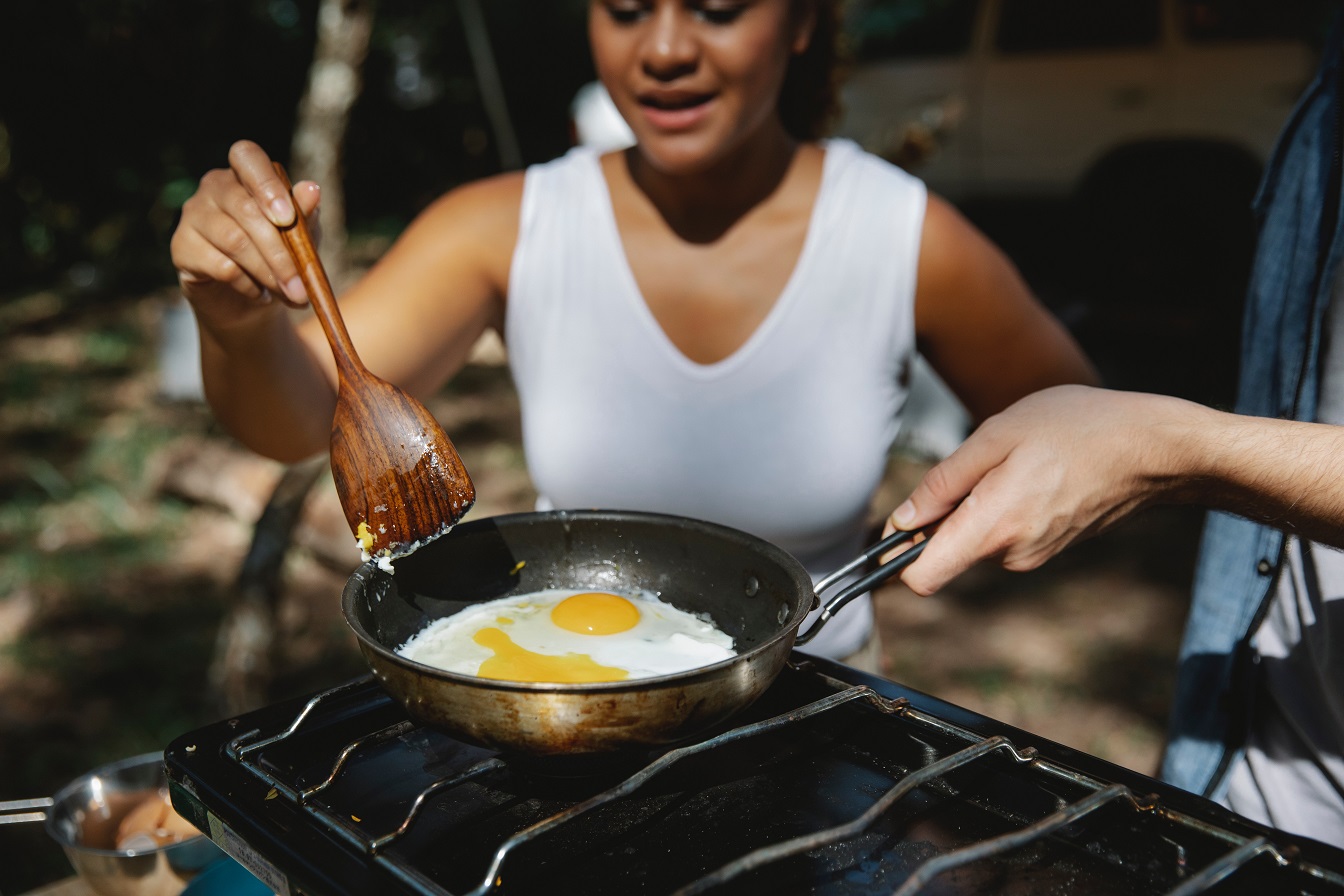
[642,6,698,80]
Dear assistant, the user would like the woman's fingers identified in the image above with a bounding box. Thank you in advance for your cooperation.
[186,163,318,307]
[169,140,332,346]
[293,180,322,222]
[218,187,308,306]
[227,140,296,227]
[169,226,289,337]
[172,226,264,300]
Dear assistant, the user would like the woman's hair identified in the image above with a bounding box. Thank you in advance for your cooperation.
[779,0,847,140]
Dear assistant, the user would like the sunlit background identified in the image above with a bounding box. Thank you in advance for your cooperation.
[0,1,1336,890]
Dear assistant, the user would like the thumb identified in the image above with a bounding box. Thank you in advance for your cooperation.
[293,181,322,222]
[888,441,996,533]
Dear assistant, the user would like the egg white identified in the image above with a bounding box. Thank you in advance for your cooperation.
[396,588,737,681]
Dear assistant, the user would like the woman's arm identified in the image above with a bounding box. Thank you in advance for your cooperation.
[889,384,1344,595]
[913,194,1099,422]
[170,140,519,462]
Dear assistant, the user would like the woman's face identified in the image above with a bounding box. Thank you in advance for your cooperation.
[589,0,814,175]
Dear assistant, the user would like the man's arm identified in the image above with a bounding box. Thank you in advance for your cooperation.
[890,385,1344,595]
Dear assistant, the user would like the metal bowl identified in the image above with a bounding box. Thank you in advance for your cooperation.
[43,752,222,896]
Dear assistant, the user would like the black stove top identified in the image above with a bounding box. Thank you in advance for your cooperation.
[165,656,1344,895]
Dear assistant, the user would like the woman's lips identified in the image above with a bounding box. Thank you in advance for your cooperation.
[637,93,714,131]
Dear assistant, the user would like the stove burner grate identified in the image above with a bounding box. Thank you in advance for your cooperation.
[167,662,1344,896]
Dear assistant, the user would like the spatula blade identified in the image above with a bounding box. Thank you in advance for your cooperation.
[330,377,476,564]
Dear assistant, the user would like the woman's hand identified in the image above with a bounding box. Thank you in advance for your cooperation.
[885,386,1201,595]
[169,140,322,337]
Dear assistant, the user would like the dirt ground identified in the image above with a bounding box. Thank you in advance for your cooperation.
[0,290,1198,892]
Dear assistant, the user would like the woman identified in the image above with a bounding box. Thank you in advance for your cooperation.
[170,0,1097,671]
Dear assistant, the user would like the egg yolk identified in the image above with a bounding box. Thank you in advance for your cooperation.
[550,591,640,635]
[473,628,629,683]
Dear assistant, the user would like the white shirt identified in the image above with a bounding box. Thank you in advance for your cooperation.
[505,140,926,658]
[1224,269,1344,842]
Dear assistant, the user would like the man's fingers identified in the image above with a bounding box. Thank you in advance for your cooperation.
[890,437,1007,532]
[897,496,1000,595]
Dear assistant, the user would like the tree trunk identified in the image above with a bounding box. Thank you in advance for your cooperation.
[208,456,327,716]
[290,0,374,288]
[455,0,522,171]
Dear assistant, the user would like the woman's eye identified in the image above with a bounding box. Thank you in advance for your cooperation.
[603,2,648,24]
[696,5,747,25]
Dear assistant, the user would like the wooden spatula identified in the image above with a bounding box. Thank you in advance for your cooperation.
[271,163,475,564]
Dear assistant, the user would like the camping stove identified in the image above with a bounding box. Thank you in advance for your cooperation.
[165,656,1344,895]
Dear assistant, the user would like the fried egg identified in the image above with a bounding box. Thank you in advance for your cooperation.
[396,588,736,683]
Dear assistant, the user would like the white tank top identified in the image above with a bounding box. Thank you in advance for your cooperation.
[505,139,926,658]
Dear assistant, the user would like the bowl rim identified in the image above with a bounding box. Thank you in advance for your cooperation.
[46,751,204,857]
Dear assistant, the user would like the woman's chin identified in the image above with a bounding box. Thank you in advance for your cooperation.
[629,139,726,178]
[631,126,779,181]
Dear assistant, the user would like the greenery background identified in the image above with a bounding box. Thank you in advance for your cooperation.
[0,0,595,298]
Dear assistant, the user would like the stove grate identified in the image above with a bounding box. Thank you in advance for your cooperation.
[207,670,1344,896]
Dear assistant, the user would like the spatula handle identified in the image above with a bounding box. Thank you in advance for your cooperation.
[272,162,366,384]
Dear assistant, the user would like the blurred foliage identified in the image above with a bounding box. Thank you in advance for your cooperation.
[0,0,593,298]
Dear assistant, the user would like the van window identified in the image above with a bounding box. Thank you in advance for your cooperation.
[996,0,1161,54]
[1180,0,1322,43]
[845,0,979,62]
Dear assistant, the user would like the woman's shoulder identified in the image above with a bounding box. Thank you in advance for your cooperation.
[523,145,611,203]
[822,138,925,190]
[379,169,528,294]
[407,168,528,250]
[398,146,610,266]
[430,168,527,217]
[811,138,927,229]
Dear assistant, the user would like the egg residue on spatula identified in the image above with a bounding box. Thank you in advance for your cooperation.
[396,589,736,683]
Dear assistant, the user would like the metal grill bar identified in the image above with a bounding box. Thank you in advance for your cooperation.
[369,758,506,854]
[231,677,375,760]
[226,703,503,896]
[462,687,877,896]
[675,735,1030,895]
[890,784,1131,896]
[223,677,472,853]
[291,758,502,896]
[803,669,1344,893]
[1164,837,1274,896]
[301,721,418,801]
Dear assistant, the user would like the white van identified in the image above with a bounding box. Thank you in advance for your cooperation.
[836,0,1320,206]
[835,0,1326,404]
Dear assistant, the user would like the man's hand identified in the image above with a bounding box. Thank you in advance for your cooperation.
[886,385,1200,594]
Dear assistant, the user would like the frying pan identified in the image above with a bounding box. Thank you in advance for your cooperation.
[342,509,926,756]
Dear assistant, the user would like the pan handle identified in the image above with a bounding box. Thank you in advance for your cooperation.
[0,796,53,825]
[794,527,929,646]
